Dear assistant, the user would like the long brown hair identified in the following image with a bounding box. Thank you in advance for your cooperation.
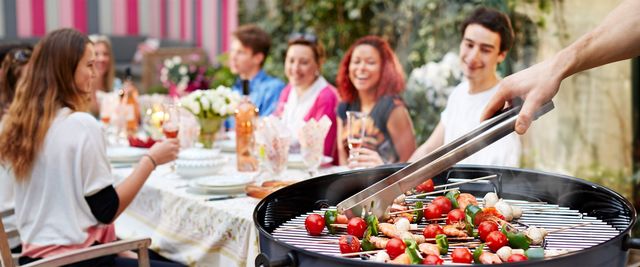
[336,35,405,103]
[0,47,32,117]
[0,28,91,180]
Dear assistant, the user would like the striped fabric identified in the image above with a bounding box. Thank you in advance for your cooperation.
[0,0,238,62]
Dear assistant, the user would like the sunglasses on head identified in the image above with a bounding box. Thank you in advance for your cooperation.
[12,49,31,64]
[288,32,317,43]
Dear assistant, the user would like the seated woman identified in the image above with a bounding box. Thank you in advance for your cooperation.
[336,35,416,166]
[0,28,181,267]
[88,35,120,117]
[0,44,32,253]
[274,34,338,162]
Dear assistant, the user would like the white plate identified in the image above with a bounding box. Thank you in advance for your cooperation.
[176,158,227,178]
[287,154,333,169]
[178,148,220,160]
[189,174,253,194]
[106,147,147,163]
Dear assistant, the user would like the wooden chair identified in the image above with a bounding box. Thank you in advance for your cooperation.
[1,209,151,267]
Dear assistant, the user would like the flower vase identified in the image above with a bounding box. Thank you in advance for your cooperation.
[198,117,223,149]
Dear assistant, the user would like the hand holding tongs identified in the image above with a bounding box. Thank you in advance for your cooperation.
[336,101,555,219]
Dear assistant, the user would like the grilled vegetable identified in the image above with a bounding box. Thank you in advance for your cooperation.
[324,210,337,234]
[445,190,460,209]
[413,201,424,222]
[404,239,422,264]
[473,244,486,263]
[435,234,449,255]
[366,214,379,236]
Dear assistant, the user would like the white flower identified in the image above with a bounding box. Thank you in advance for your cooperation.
[179,66,188,75]
[172,56,182,64]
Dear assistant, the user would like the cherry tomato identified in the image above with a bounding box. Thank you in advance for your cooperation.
[446,209,465,225]
[451,247,473,263]
[304,214,325,236]
[508,254,529,262]
[432,196,452,214]
[477,221,499,241]
[385,238,406,259]
[346,217,367,238]
[485,231,508,252]
[424,204,443,220]
[422,224,444,239]
[416,179,434,193]
[423,254,444,265]
[338,235,361,254]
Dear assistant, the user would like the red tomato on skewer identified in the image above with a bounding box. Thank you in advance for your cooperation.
[423,224,444,238]
[416,179,434,193]
[304,214,325,236]
[385,238,406,259]
[446,209,465,225]
[485,231,508,252]
[424,204,442,220]
[478,221,499,241]
[338,235,361,254]
[451,248,473,263]
[346,217,367,238]
[423,254,444,265]
[432,196,452,213]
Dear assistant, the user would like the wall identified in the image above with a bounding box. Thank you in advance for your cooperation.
[519,0,633,198]
[0,0,238,63]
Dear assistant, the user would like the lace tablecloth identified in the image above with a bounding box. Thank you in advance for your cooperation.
[114,154,346,267]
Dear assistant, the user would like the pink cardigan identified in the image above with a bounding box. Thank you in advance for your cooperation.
[275,83,339,165]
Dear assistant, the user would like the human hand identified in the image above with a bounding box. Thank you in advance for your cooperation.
[348,148,385,169]
[147,138,180,165]
[481,59,562,134]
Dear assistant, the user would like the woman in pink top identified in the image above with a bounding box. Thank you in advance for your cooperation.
[274,33,339,164]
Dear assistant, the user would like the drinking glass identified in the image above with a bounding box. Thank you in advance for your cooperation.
[346,111,366,160]
[300,138,323,177]
[162,103,180,139]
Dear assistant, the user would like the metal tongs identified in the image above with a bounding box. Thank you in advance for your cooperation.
[336,101,555,219]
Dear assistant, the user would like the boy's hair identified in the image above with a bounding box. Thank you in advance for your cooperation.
[460,7,514,52]
[233,24,271,66]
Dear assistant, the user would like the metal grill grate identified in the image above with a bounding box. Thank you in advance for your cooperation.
[272,197,621,261]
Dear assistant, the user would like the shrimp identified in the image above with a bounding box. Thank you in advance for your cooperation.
[419,243,440,256]
[457,193,478,211]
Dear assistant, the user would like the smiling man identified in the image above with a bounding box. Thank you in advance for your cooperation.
[409,7,521,166]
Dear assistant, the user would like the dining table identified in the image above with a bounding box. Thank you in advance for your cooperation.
[111,144,347,267]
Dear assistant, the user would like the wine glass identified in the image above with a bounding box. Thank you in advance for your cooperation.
[162,103,180,139]
[346,111,366,161]
[300,139,323,177]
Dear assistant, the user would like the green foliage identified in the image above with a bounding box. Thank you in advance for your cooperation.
[239,0,549,142]
[208,53,235,88]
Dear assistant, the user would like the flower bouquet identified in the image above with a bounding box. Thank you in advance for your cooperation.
[180,86,241,148]
[160,55,211,97]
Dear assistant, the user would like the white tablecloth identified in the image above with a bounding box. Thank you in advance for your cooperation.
[113,153,346,267]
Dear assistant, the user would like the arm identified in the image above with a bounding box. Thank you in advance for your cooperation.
[481,0,640,134]
[337,117,348,165]
[386,105,417,162]
[113,139,179,219]
[408,122,444,162]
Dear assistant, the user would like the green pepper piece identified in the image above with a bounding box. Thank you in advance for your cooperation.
[414,201,424,223]
[403,239,422,264]
[365,214,379,236]
[435,234,449,255]
[465,205,482,222]
[324,210,337,234]
[473,244,485,263]
[525,247,544,259]
[360,227,377,251]
[507,231,532,250]
[445,190,460,209]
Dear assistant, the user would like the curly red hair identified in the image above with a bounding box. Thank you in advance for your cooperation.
[336,35,405,103]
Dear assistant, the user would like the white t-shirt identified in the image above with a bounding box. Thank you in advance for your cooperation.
[281,76,328,141]
[0,166,20,248]
[14,108,115,250]
[441,81,521,167]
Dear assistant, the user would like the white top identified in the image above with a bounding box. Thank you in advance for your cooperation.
[14,108,114,247]
[0,166,20,248]
[281,76,328,140]
[441,81,521,167]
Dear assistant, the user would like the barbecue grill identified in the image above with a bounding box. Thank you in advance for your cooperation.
[254,165,640,266]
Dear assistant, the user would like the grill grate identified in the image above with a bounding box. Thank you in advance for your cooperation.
[272,196,621,261]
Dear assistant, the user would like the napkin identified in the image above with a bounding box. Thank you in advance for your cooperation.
[298,115,332,152]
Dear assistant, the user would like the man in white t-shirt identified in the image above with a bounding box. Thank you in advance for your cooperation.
[409,7,520,167]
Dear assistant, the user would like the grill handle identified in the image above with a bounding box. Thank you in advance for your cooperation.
[624,236,640,250]
[255,252,297,267]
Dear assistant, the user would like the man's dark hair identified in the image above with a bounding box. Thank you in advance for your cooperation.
[233,24,271,66]
[460,7,514,53]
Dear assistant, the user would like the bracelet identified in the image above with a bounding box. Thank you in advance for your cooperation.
[143,154,157,169]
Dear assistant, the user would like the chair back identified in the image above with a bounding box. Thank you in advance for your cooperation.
[0,209,16,267]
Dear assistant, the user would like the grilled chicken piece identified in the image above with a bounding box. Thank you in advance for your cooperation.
[379,223,403,239]
[390,203,408,212]
[457,193,478,211]
[479,252,503,264]
[369,236,389,249]
[389,253,411,264]
[394,194,407,204]
[419,243,440,256]
[443,222,468,237]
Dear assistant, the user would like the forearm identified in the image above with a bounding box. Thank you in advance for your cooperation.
[113,156,156,218]
[559,0,640,79]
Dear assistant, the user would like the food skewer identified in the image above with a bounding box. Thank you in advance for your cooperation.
[547,222,592,234]
[433,174,498,190]
[408,187,461,199]
[336,250,385,257]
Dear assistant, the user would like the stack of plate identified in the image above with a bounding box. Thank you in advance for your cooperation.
[107,147,148,163]
[176,148,226,178]
[189,174,253,194]
[287,153,333,169]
